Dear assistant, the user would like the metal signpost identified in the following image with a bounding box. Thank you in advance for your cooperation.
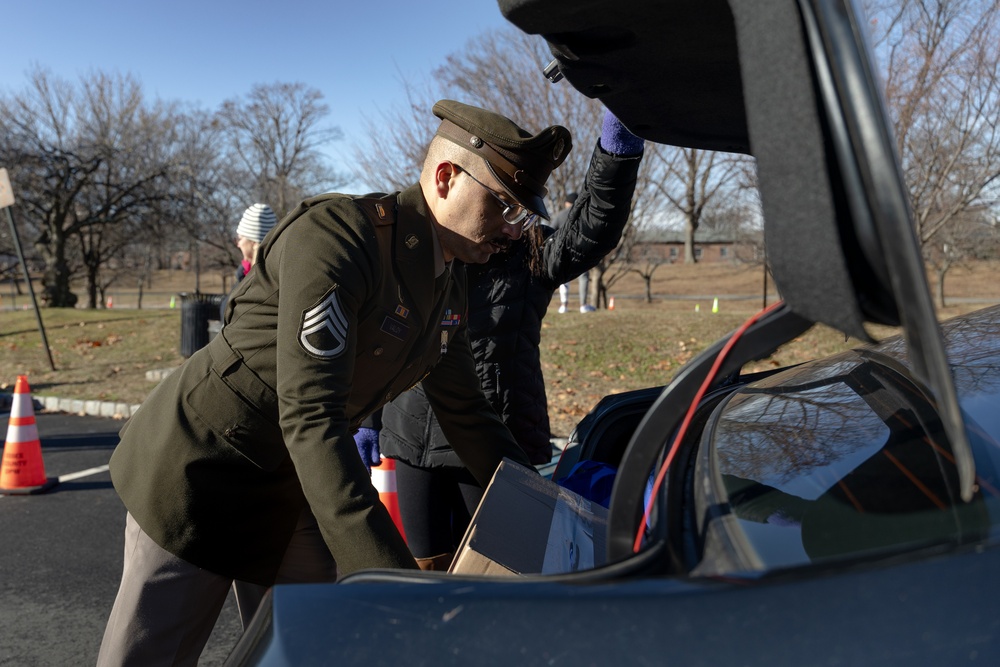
[1,168,56,370]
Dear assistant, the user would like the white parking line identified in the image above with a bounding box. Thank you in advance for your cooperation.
[58,464,110,482]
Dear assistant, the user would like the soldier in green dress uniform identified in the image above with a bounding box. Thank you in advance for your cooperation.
[97,100,572,666]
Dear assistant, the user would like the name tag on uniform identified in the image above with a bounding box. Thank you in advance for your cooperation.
[381,316,409,341]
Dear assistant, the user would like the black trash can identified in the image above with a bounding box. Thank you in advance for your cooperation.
[179,292,225,358]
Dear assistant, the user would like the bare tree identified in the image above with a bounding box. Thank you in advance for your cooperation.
[925,206,999,305]
[166,109,245,293]
[1,69,93,306]
[353,79,442,192]
[0,68,180,307]
[2,73,361,306]
[218,82,347,218]
[592,128,752,307]
[352,28,604,222]
[628,243,673,304]
[867,0,1000,304]
[75,76,191,308]
[644,145,747,263]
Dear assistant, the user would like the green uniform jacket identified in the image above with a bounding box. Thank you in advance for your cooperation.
[109,186,530,586]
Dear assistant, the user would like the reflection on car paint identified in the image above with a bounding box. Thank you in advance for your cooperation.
[710,305,1000,570]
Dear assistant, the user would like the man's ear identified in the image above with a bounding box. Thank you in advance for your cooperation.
[434,161,458,198]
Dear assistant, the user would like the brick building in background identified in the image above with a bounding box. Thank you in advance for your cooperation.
[631,227,762,264]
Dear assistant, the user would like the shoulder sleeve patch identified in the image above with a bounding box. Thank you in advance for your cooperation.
[299,286,350,358]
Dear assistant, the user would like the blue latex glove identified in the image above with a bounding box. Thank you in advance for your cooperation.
[353,427,381,474]
[600,110,644,156]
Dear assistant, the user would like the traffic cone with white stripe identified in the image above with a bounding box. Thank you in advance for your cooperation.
[1,376,58,495]
[371,457,406,542]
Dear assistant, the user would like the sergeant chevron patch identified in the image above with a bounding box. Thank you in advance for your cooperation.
[299,288,349,358]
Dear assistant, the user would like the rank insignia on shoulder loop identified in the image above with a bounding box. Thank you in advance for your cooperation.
[299,288,349,358]
[394,304,410,319]
[440,331,448,355]
[440,310,461,326]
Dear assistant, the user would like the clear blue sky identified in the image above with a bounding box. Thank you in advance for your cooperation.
[1,0,514,185]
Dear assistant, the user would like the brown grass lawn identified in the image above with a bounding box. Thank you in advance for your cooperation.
[2,260,997,438]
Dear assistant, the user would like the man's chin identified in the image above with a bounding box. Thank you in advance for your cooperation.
[488,240,511,254]
[467,244,502,263]
[454,249,490,264]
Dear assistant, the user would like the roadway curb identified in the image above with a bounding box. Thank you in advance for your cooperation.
[30,366,181,420]
[37,395,141,419]
[26,382,577,436]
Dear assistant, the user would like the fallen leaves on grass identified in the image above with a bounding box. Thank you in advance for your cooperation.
[1,308,186,405]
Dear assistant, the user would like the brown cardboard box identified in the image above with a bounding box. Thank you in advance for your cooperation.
[449,458,608,576]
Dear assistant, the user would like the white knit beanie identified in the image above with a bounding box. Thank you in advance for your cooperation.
[236,203,277,243]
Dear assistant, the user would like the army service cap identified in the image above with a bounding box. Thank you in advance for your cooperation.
[433,99,572,220]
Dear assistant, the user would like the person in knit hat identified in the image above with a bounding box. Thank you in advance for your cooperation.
[234,203,278,282]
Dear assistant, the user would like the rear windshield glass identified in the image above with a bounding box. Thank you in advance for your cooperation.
[710,328,1000,569]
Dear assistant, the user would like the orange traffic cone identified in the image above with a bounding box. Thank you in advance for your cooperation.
[106,295,113,308]
[1,376,58,495]
[371,457,406,542]
[608,296,616,310]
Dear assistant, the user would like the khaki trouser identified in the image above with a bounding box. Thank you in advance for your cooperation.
[98,509,336,666]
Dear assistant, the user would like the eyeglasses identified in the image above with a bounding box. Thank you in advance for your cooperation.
[460,168,539,229]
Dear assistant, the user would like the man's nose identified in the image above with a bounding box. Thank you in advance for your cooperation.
[501,221,523,241]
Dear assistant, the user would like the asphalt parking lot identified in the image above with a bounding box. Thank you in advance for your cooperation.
[0,412,241,666]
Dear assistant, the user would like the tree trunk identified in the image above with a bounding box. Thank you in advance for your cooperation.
[193,240,202,293]
[684,217,698,264]
[936,266,948,309]
[592,265,609,309]
[46,264,77,307]
[37,234,77,308]
[87,261,100,309]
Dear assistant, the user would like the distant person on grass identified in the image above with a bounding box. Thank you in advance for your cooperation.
[233,203,278,283]
[550,191,597,313]
[98,99,569,666]
[220,203,278,319]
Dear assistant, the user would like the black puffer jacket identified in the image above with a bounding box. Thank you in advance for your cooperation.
[380,140,642,466]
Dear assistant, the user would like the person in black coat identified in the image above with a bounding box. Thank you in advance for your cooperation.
[367,109,644,570]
